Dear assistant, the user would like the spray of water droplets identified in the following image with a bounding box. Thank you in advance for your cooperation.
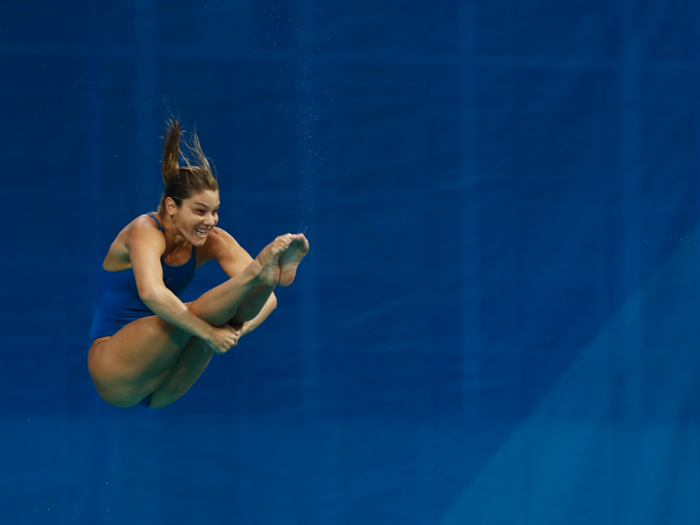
[643,237,700,249]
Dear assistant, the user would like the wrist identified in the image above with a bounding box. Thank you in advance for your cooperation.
[201,324,216,344]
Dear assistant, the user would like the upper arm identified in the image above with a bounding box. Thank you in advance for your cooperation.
[204,228,254,279]
[126,220,166,299]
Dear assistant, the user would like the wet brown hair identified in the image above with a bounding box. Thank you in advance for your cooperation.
[159,120,218,211]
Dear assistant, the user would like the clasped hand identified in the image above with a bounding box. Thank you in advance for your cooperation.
[206,321,248,354]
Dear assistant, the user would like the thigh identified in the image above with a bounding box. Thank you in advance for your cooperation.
[88,314,193,407]
[149,337,215,408]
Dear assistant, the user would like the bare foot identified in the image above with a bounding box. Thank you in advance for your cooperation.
[278,234,309,287]
[255,234,293,286]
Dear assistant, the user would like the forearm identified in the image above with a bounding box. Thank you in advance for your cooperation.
[142,287,213,341]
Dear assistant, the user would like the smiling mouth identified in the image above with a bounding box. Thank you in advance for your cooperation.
[195,229,209,237]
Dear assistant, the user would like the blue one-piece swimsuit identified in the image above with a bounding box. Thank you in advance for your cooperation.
[88,213,197,407]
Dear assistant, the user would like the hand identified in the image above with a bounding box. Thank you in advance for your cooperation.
[205,324,240,354]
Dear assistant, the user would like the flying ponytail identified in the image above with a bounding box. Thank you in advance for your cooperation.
[158,120,218,211]
[161,119,181,185]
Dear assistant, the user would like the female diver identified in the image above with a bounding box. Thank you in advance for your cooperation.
[87,120,308,408]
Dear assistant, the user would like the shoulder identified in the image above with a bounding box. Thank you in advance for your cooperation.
[103,214,164,270]
[132,213,162,230]
[124,214,165,252]
[200,227,254,276]
[209,227,240,248]
[198,227,239,259]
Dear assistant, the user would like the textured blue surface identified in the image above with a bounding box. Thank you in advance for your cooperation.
[2,0,700,523]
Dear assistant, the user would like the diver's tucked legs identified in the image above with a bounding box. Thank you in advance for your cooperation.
[229,285,275,324]
[89,235,292,407]
[148,336,213,408]
[229,234,307,320]
[185,234,290,326]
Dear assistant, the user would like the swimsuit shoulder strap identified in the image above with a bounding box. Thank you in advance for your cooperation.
[145,213,162,231]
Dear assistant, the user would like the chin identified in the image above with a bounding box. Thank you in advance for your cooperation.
[192,235,208,246]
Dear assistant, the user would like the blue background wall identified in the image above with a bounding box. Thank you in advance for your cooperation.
[2,0,700,523]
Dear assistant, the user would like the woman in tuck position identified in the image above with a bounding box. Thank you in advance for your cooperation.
[87,120,308,408]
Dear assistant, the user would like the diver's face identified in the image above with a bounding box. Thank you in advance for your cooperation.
[171,190,220,246]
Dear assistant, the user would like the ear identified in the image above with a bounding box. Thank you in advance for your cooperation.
[165,197,177,216]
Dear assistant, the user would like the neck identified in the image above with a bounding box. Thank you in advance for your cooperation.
[158,211,189,250]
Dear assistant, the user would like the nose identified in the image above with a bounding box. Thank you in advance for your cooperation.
[204,212,217,225]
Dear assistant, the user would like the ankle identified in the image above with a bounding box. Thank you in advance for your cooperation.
[247,258,265,283]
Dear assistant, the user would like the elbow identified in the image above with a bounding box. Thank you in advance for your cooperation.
[138,285,161,307]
